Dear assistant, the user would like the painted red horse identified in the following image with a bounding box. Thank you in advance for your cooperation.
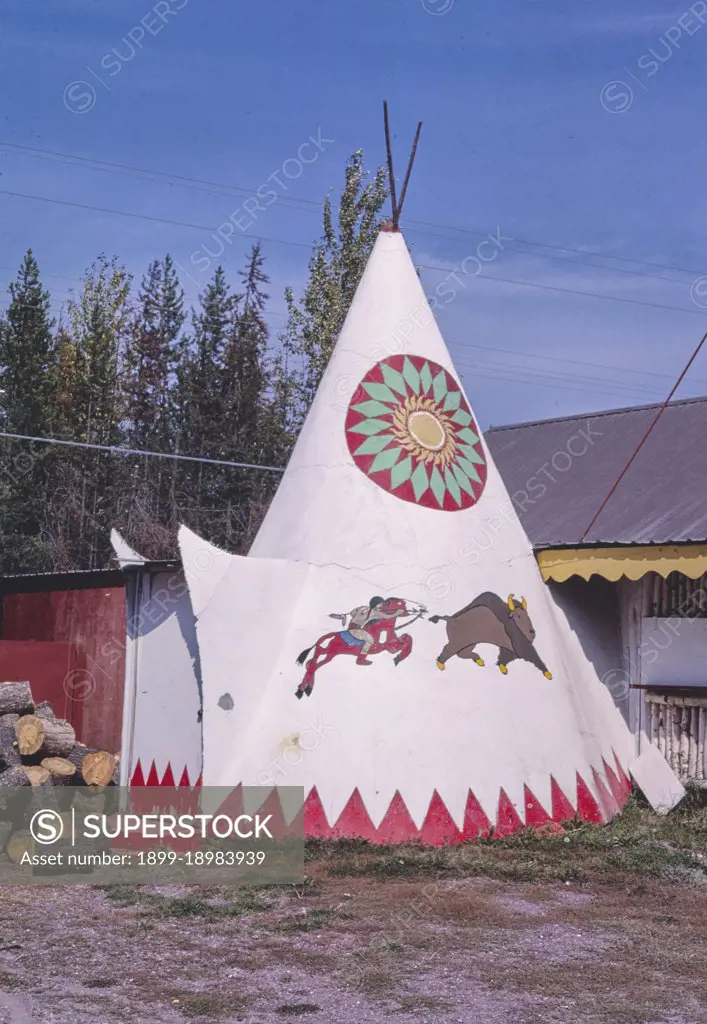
[295,597,415,698]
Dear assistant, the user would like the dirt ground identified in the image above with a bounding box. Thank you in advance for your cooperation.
[0,799,704,1024]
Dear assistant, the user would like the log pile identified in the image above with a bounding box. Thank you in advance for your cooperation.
[0,680,121,863]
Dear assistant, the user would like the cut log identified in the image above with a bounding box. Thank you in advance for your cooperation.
[0,713,20,729]
[24,765,50,787]
[34,701,55,720]
[0,725,20,771]
[0,820,13,851]
[0,682,34,717]
[15,716,43,756]
[81,751,116,787]
[16,714,75,758]
[65,745,92,777]
[41,757,77,782]
[0,764,32,788]
[6,830,33,863]
[64,746,117,787]
[72,788,106,815]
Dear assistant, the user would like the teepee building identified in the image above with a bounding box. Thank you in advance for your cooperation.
[179,224,634,843]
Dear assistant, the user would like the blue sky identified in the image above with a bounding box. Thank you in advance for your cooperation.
[2,0,707,428]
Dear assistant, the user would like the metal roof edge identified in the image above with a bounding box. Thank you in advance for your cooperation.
[120,560,182,573]
[486,393,707,435]
[0,560,183,592]
[0,568,126,594]
[533,539,707,551]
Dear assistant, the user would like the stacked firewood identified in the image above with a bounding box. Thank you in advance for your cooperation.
[0,680,120,863]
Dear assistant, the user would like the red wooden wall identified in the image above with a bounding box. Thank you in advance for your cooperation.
[0,639,85,738]
[1,586,126,752]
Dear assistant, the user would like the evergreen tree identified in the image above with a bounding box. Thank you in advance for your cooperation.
[223,244,268,459]
[45,255,132,568]
[0,250,56,435]
[118,256,185,553]
[67,254,131,447]
[173,266,237,537]
[282,150,388,422]
[0,150,388,569]
[123,254,185,452]
[219,245,272,547]
[0,251,57,571]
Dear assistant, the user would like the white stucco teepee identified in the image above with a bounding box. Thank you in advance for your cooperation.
[179,226,634,843]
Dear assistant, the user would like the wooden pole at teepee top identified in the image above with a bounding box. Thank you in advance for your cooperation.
[383,101,398,225]
[394,120,423,230]
[382,102,422,231]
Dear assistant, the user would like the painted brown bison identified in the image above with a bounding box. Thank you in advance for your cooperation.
[429,592,552,678]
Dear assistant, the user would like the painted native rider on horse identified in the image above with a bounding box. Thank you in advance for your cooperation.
[295,596,426,698]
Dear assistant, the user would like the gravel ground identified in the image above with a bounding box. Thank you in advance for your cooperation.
[0,871,703,1024]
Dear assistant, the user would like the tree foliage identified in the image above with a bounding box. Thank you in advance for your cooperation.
[0,151,387,571]
[282,150,387,423]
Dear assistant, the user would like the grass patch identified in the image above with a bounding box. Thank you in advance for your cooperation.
[0,971,22,990]
[278,907,340,932]
[175,992,249,1018]
[356,968,399,997]
[275,1005,321,1016]
[100,884,150,907]
[101,885,275,922]
[308,794,707,887]
[150,896,249,920]
[397,995,452,1013]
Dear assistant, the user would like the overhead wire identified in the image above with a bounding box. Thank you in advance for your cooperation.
[2,185,704,319]
[455,354,691,399]
[3,140,705,282]
[417,261,707,318]
[0,430,285,473]
[581,329,707,540]
[448,339,707,387]
[455,356,680,399]
[4,144,707,408]
[0,189,313,251]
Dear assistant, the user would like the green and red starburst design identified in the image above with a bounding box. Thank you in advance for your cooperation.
[344,355,487,511]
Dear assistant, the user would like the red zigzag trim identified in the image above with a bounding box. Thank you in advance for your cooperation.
[129,751,632,844]
[130,760,199,788]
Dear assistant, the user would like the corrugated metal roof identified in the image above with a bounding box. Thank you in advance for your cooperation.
[0,561,181,593]
[485,395,707,548]
[0,569,125,593]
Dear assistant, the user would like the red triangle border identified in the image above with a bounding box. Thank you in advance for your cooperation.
[129,758,633,844]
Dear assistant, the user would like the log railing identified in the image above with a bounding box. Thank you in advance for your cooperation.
[645,691,707,783]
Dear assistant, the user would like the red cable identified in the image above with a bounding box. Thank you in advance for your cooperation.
[580,330,707,542]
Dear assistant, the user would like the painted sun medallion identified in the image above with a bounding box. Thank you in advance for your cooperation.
[345,355,487,511]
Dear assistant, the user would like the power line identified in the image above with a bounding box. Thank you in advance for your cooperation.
[0,141,325,211]
[0,262,81,285]
[3,185,703,319]
[407,220,707,280]
[410,230,692,288]
[451,341,707,390]
[0,430,285,473]
[456,357,677,401]
[2,250,705,393]
[0,294,289,321]
[0,189,312,252]
[5,141,704,282]
[459,367,695,403]
[581,329,707,540]
[3,282,707,399]
[457,363,682,403]
[5,268,704,388]
[418,262,707,319]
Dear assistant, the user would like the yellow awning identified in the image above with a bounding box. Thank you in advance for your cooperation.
[536,544,707,583]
